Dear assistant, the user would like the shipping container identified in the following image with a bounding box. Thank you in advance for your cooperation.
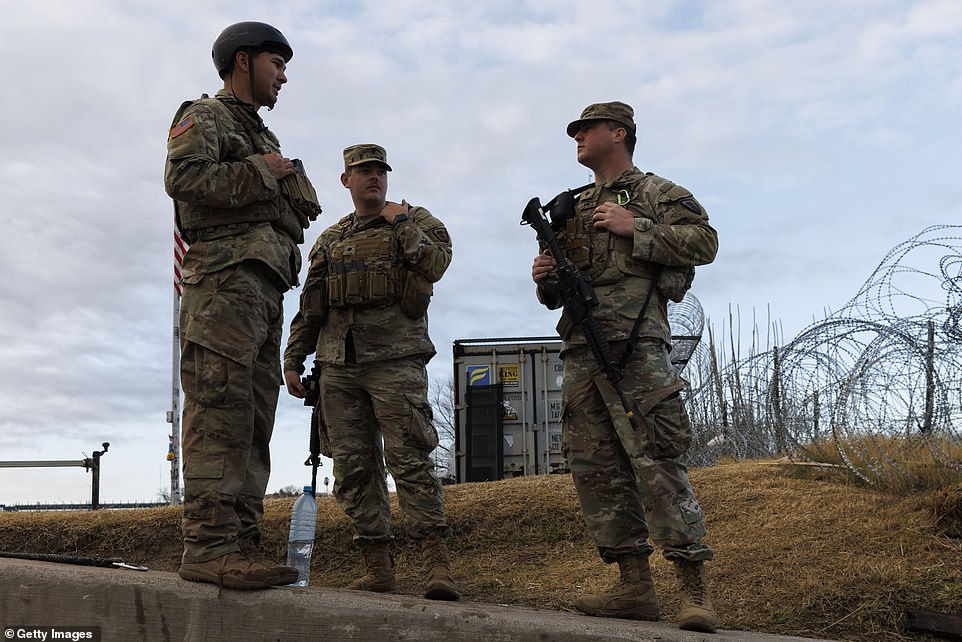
[453,337,564,483]
[452,293,706,483]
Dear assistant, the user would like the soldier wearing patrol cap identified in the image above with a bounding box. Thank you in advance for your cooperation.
[284,144,459,601]
[164,21,321,590]
[531,102,720,632]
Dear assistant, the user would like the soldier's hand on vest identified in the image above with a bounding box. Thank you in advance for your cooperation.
[263,153,296,180]
[284,370,307,398]
[592,201,634,238]
[381,200,410,223]
[532,250,556,283]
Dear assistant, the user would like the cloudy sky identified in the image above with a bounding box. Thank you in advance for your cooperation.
[1,0,960,505]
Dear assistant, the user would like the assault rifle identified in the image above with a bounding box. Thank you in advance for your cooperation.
[301,363,322,496]
[521,188,642,432]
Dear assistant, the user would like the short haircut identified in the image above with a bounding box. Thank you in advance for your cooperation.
[606,120,636,155]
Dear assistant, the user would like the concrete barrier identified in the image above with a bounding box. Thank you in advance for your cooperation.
[0,558,834,641]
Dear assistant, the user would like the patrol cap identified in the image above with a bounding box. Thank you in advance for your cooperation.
[343,144,392,171]
[566,101,636,138]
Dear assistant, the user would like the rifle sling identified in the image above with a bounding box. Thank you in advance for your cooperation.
[552,180,660,374]
[616,265,662,373]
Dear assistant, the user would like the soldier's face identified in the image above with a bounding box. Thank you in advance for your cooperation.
[251,52,288,109]
[342,163,389,207]
[573,121,618,167]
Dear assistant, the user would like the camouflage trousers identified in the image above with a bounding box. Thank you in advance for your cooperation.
[562,339,713,563]
[179,261,285,564]
[319,355,450,544]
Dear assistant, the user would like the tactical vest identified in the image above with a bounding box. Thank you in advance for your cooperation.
[557,172,694,302]
[559,174,659,285]
[325,222,404,310]
[169,96,319,243]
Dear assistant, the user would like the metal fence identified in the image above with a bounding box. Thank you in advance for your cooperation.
[0,442,112,509]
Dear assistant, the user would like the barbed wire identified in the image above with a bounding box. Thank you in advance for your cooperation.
[681,225,962,484]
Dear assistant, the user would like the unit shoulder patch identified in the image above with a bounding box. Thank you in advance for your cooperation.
[430,228,450,244]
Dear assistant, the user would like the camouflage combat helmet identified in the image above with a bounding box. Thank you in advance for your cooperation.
[212,21,293,78]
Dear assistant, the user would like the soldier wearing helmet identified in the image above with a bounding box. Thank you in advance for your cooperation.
[211,21,293,110]
[164,22,321,590]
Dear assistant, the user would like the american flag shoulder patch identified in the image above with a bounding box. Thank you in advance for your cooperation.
[169,116,194,139]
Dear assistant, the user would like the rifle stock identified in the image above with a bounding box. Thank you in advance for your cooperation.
[521,193,642,432]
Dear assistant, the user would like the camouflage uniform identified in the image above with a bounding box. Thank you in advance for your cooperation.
[539,166,718,563]
[285,198,453,544]
[165,90,313,564]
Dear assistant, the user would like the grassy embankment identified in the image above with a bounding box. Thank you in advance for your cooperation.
[1,460,959,641]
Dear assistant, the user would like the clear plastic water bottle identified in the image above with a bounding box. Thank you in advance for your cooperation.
[286,485,317,586]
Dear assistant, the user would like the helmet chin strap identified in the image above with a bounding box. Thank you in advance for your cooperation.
[247,46,257,109]
[245,46,277,111]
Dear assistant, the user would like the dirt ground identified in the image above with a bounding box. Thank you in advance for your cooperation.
[1,460,959,641]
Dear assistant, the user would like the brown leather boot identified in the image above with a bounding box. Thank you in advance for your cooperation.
[240,539,299,585]
[347,541,397,593]
[673,559,718,633]
[420,537,460,600]
[573,554,660,620]
[178,552,293,590]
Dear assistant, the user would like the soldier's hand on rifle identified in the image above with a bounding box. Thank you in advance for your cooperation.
[284,370,307,398]
[592,201,635,238]
[532,249,556,283]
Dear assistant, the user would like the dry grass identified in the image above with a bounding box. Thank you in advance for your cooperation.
[1,461,960,641]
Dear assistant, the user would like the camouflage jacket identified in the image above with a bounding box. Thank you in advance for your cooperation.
[164,90,306,289]
[537,167,717,346]
[284,206,452,370]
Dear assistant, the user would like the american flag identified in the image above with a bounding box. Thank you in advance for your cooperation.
[174,228,188,297]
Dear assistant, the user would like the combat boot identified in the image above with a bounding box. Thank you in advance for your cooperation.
[673,559,718,633]
[347,541,397,593]
[573,554,660,620]
[420,537,460,600]
[241,538,299,585]
[178,551,293,590]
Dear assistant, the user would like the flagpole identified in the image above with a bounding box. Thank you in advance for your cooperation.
[167,229,186,505]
